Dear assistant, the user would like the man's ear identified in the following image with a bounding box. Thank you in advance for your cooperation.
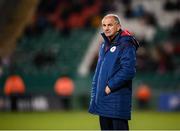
[117,24,121,31]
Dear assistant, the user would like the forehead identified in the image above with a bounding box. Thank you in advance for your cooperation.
[102,16,116,24]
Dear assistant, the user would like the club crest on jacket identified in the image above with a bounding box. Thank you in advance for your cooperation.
[110,46,116,52]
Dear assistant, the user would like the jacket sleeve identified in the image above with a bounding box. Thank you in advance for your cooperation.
[107,42,137,92]
[89,44,102,106]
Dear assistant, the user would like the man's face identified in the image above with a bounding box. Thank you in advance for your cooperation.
[102,16,121,38]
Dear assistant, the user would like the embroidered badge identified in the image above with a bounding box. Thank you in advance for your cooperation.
[110,46,116,52]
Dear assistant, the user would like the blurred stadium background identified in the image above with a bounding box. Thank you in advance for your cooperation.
[0,0,180,130]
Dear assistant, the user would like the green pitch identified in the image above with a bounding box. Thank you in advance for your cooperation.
[0,110,179,130]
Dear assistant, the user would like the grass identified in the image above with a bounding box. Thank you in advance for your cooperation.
[0,110,179,130]
[130,110,180,130]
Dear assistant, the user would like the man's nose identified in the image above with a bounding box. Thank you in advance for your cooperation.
[105,27,109,31]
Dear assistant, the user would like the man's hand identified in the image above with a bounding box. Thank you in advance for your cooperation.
[105,86,111,95]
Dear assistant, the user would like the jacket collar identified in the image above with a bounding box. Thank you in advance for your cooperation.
[101,29,140,49]
[101,31,121,46]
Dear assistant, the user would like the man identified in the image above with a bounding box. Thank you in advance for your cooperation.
[88,14,139,130]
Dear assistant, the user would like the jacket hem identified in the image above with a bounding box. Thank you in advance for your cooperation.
[89,110,131,120]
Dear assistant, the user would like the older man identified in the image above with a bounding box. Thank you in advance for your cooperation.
[88,14,139,130]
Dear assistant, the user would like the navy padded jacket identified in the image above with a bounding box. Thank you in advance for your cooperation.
[88,30,139,120]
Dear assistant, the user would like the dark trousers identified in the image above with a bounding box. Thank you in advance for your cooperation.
[99,116,129,130]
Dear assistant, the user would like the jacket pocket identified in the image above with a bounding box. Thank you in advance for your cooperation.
[116,94,131,112]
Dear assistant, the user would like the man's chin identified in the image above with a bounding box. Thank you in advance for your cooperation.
[105,34,112,37]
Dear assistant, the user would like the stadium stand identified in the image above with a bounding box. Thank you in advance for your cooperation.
[0,0,179,110]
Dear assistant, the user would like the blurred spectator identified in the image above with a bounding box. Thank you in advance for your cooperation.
[141,12,158,27]
[135,84,152,109]
[136,47,156,72]
[169,18,180,41]
[163,0,180,11]
[24,14,50,37]
[164,0,176,11]
[124,3,134,18]
[121,0,132,6]
[54,76,74,110]
[4,75,26,111]
[33,49,56,69]
[100,0,116,14]
[138,36,149,47]
[4,75,25,96]
[133,4,145,18]
[151,45,174,74]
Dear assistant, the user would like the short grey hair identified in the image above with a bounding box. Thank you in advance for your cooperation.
[102,14,121,24]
